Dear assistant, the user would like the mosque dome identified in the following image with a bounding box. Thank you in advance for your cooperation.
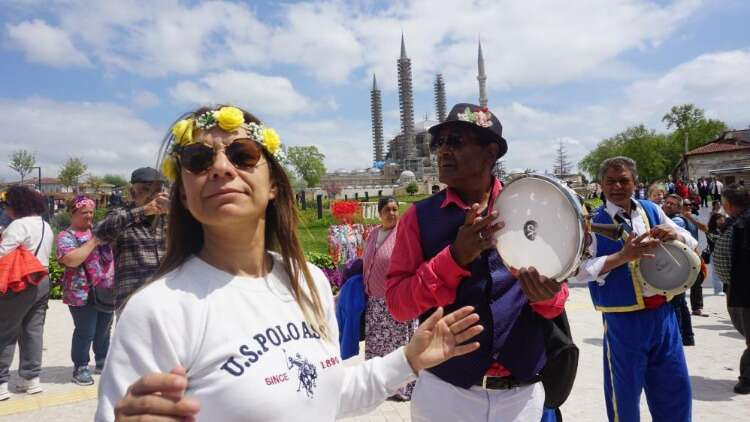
[398,170,416,185]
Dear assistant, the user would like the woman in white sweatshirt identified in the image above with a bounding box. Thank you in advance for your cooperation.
[96,105,483,421]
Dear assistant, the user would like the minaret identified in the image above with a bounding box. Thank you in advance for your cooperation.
[434,74,447,122]
[370,74,384,163]
[397,33,417,158]
[477,39,488,108]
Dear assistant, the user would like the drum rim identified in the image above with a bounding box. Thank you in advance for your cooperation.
[634,239,701,296]
[494,173,586,281]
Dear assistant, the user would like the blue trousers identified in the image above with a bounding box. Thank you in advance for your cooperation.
[602,304,691,422]
[68,304,113,368]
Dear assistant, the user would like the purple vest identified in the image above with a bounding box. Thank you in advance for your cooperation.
[415,191,547,388]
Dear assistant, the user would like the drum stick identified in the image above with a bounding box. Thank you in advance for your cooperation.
[656,242,681,267]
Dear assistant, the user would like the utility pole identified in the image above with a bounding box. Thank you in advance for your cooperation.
[684,131,689,181]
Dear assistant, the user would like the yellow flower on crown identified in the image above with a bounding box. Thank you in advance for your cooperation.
[215,106,244,131]
[161,156,178,182]
[171,118,194,146]
[262,127,281,154]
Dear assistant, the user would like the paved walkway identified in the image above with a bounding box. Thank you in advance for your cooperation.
[1,207,748,421]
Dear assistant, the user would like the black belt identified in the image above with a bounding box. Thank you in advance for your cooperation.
[474,374,541,390]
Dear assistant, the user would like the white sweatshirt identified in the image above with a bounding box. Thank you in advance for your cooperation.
[0,216,53,266]
[96,253,415,421]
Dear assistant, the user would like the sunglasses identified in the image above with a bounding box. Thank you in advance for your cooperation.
[176,139,264,174]
[429,131,485,152]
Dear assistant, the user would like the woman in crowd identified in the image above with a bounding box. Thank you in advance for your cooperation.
[362,196,416,401]
[0,186,53,400]
[648,182,666,205]
[705,212,728,296]
[96,105,483,421]
[712,200,724,215]
[56,196,115,386]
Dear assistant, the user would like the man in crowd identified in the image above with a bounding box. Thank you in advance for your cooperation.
[712,183,750,394]
[94,167,168,311]
[386,103,568,422]
[710,177,724,202]
[698,178,710,208]
[573,157,697,421]
[662,194,697,345]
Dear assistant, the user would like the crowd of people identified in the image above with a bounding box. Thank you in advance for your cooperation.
[0,102,747,422]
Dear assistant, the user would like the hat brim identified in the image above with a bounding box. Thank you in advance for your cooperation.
[428,120,507,158]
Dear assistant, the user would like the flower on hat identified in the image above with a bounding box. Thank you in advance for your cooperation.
[171,118,194,146]
[215,106,244,131]
[262,127,281,155]
[161,156,179,182]
[458,106,493,128]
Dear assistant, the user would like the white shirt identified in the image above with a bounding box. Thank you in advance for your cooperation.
[0,216,53,266]
[96,253,416,422]
[571,200,697,296]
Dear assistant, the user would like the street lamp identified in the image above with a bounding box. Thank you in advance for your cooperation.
[30,166,41,192]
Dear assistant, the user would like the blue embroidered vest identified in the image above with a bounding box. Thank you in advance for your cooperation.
[587,199,661,312]
[414,190,547,388]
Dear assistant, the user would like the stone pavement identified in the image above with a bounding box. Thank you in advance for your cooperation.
[1,286,748,421]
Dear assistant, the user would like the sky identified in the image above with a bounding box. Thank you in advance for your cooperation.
[1,0,749,182]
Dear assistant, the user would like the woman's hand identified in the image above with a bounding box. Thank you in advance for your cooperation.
[404,306,483,374]
[114,366,200,422]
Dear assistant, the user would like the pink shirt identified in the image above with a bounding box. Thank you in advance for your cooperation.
[385,179,568,377]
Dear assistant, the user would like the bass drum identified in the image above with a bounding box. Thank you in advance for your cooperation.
[633,240,701,297]
[492,174,586,281]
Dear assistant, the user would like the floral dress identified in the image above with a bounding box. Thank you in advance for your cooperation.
[56,229,114,307]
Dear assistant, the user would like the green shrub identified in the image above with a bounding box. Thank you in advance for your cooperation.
[305,251,334,269]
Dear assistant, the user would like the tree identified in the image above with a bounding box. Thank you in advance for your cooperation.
[58,158,88,192]
[102,174,128,187]
[662,104,728,155]
[579,125,671,183]
[85,174,104,193]
[9,150,36,183]
[552,141,572,178]
[406,182,419,195]
[286,146,326,188]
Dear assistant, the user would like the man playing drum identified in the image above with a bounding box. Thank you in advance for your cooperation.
[385,103,568,422]
[573,157,697,421]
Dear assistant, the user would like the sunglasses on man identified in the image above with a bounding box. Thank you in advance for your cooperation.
[429,131,487,153]
[176,139,265,174]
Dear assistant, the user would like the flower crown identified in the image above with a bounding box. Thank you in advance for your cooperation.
[161,106,282,181]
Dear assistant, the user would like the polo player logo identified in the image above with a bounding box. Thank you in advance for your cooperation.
[284,349,318,398]
[524,220,538,241]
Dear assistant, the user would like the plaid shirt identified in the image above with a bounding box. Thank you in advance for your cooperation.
[709,220,734,285]
[93,204,167,308]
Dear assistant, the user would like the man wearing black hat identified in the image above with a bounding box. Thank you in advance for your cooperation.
[94,167,169,312]
[386,104,568,421]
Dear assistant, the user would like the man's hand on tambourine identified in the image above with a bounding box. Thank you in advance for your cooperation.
[510,266,562,302]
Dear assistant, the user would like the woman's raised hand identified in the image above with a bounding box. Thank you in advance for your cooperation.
[403,306,483,373]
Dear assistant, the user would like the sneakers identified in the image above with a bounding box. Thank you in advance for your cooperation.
[17,377,43,394]
[72,367,94,386]
[734,381,750,395]
[692,309,709,317]
[93,365,104,375]
[0,382,9,401]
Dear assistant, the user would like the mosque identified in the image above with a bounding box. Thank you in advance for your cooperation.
[319,35,490,197]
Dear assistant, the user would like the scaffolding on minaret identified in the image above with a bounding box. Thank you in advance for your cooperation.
[434,74,447,123]
[397,33,417,159]
[477,39,488,108]
[370,74,384,163]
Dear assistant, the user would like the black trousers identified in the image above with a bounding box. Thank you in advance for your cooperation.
[670,293,694,342]
[700,194,709,207]
[690,276,704,311]
[728,306,750,384]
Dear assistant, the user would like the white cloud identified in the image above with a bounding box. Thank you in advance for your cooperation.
[624,49,750,128]
[0,98,162,180]
[283,119,373,171]
[6,19,89,68]
[169,70,314,118]
[131,89,160,109]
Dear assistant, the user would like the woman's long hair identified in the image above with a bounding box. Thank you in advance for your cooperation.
[152,106,329,338]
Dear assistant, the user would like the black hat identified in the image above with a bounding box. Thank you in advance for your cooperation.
[130,167,166,184]
[428,103,507,158]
